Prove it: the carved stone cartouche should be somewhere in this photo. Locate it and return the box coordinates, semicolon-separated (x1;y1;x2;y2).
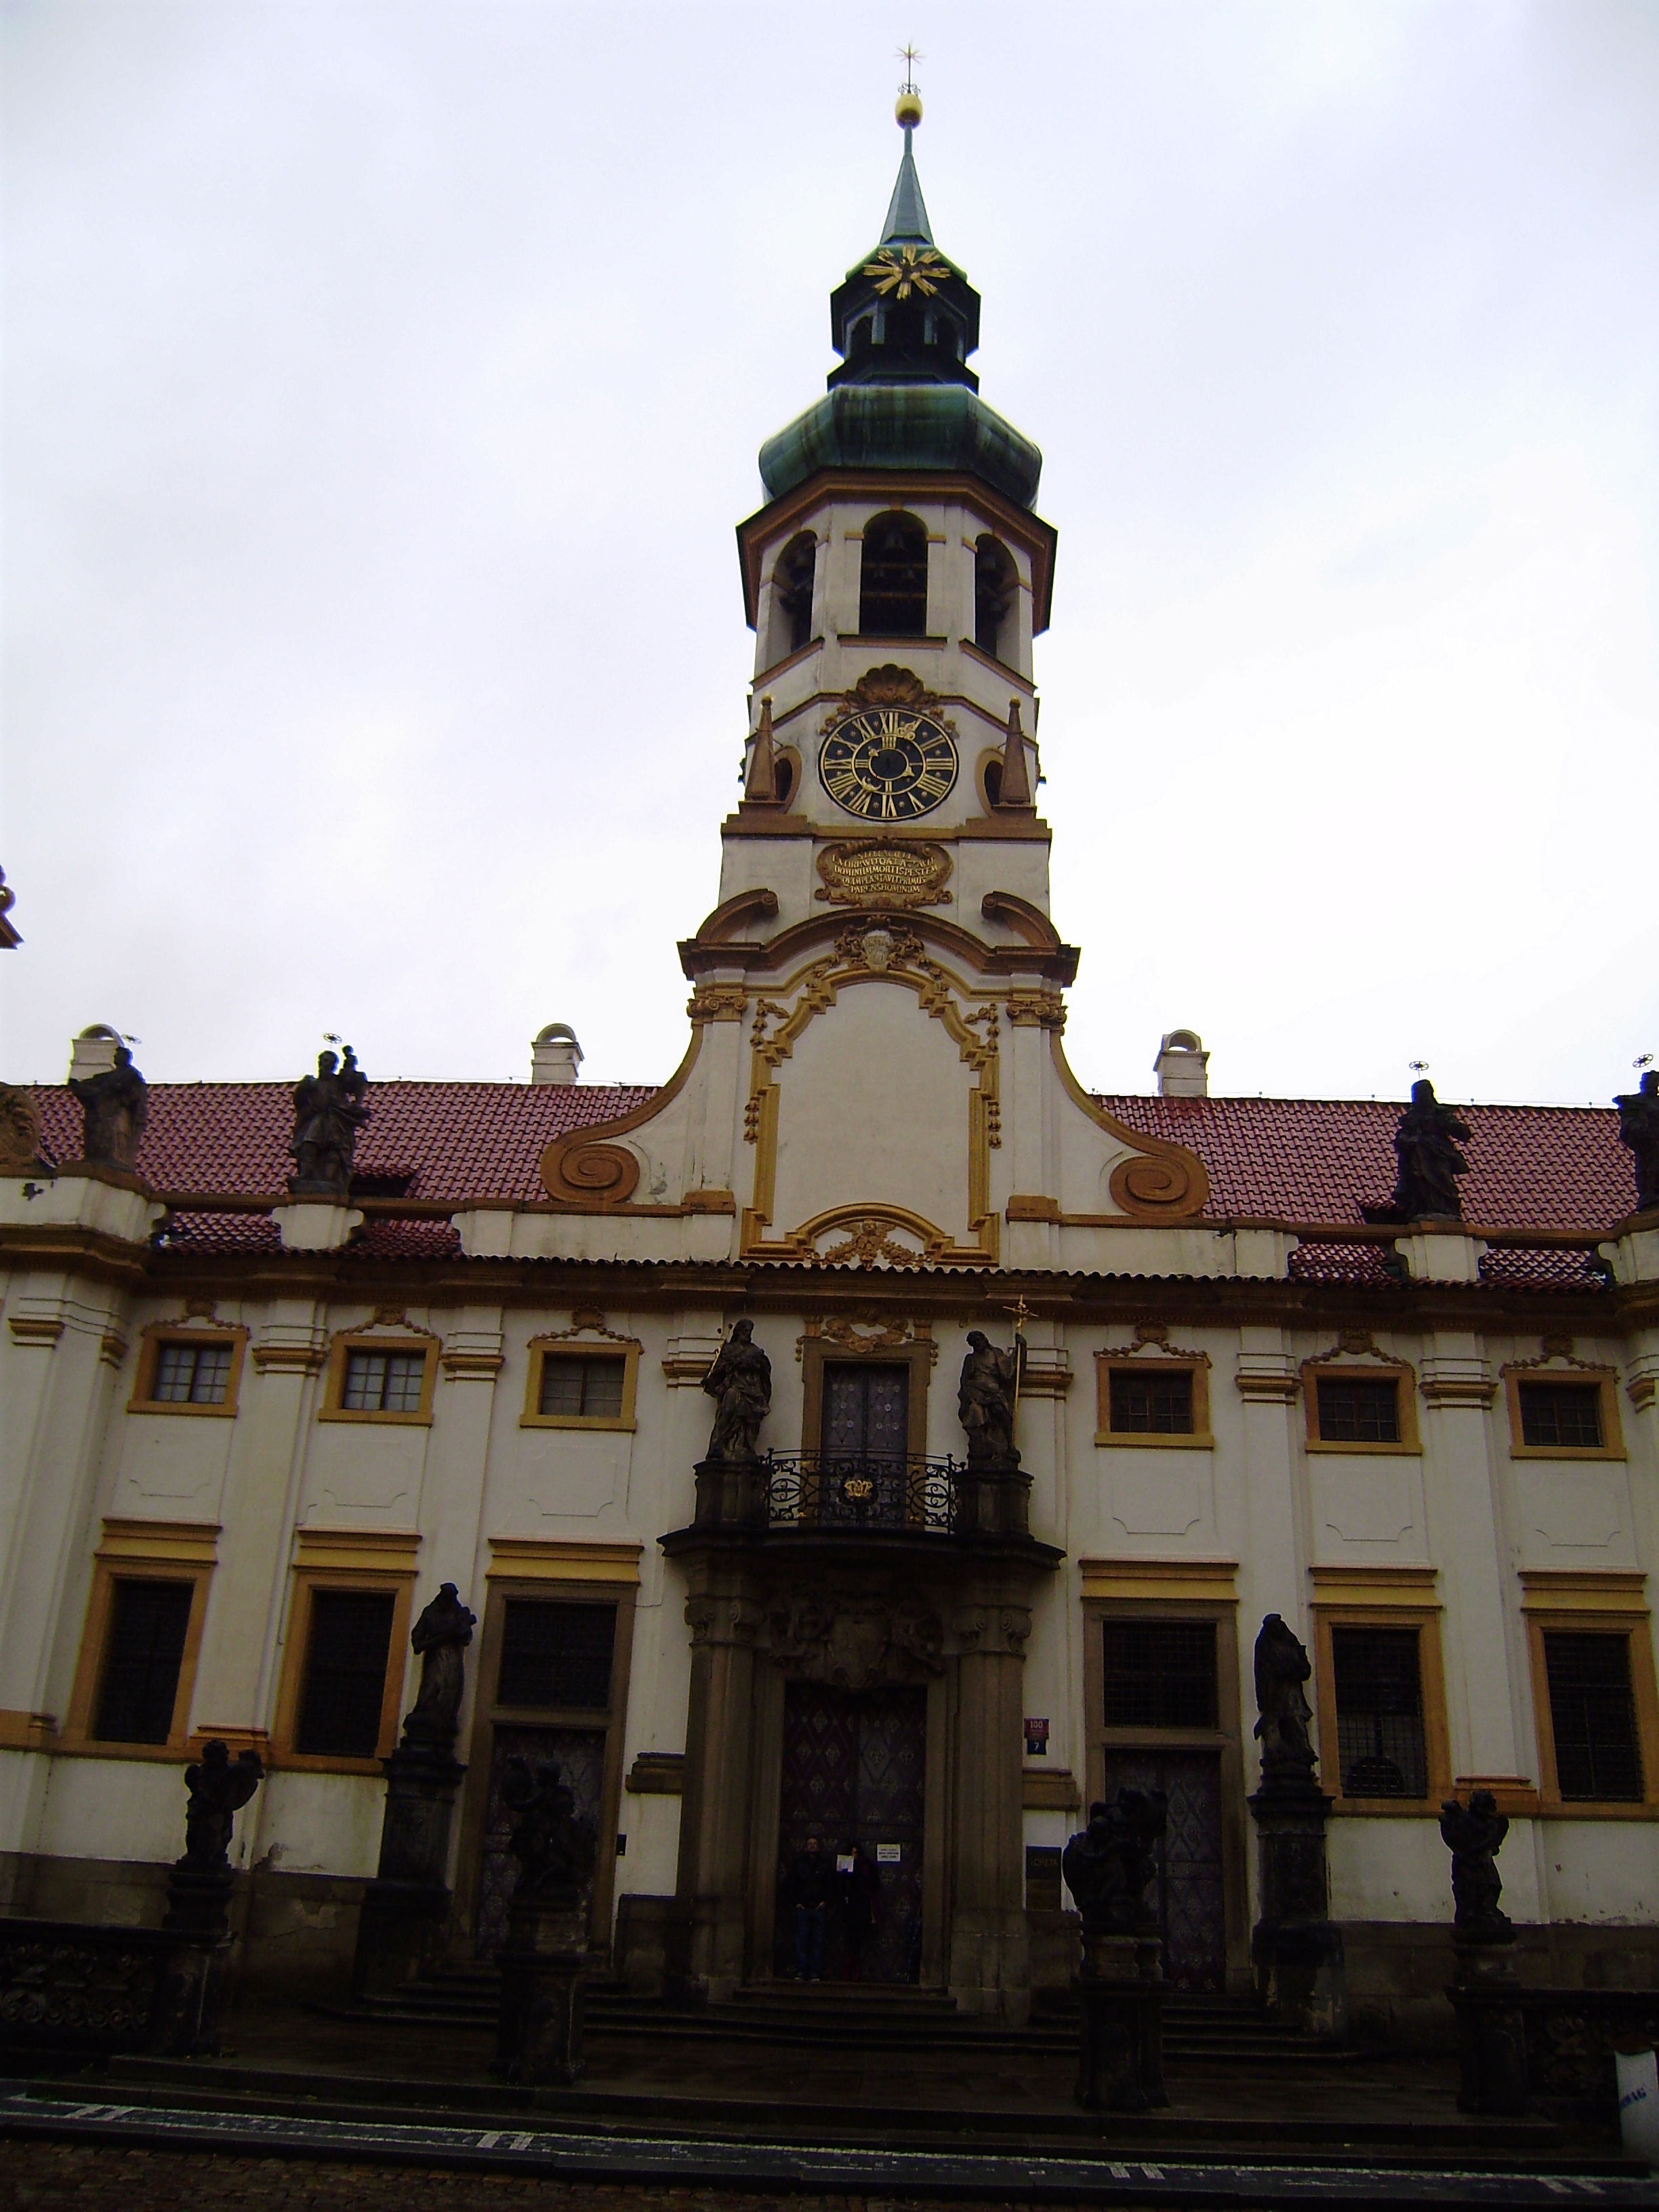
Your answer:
287;1045;371;1197
68;1045;147;1170
1440;1788;1513;1944
701;1319;772;1462
1253;1613;1319;1790
1615;1069;1659;1216
767;1589;945;1691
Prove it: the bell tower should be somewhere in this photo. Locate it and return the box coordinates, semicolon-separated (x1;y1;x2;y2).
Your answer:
721;84;1058;941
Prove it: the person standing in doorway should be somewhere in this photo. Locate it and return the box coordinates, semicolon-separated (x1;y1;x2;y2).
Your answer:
835;1839;884;1981
787;1832;832;1981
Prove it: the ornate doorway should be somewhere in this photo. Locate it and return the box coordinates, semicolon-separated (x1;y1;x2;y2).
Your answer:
1102;1748;1226;1992
773;1681;926;1984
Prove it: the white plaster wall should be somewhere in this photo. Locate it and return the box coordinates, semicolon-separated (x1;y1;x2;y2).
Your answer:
37;1755;184;1867
249;1770;386;1880
1328;1818;1454;1923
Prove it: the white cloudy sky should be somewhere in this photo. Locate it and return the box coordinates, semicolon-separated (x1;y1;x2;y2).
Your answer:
3;0;1654;1105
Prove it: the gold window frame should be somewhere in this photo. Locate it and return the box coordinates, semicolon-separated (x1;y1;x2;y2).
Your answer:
1303;1357;1420;1455
1094;1351;1212;1450
269;1529;419;1774
127;1317;249;1418
61;1519;220;1760
522;1334;641;1432
319;1329;438;1426
1309;1566;1451;1816
1521;1571;1659;1820
1504;1367;1626;1462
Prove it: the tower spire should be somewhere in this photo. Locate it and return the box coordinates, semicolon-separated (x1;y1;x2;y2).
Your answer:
883;49;933;247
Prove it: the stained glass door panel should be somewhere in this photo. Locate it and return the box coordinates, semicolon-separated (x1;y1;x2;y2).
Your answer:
774;1682;926;1984
473;1725;605;1959
1101;1749;1226;1992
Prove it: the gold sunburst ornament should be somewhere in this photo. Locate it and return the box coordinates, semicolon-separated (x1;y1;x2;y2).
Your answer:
861;245;949;300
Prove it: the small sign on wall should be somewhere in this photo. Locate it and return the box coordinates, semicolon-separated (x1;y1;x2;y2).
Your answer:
1024;1716;1050;1757
876;1841;902;1864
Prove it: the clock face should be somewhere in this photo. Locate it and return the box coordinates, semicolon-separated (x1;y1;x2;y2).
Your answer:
819;708;959;822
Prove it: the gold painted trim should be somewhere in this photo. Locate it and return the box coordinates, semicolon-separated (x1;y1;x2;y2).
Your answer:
1313;1603;1452;1816
1503;1366;1626;1462
1303;1353;1421;1455
522;1329;641;1431
293;1526;422;1573
1080;1557;1239;1603
1094;1351;1213;1450
98;1517;222;1566
1309;1564;1440;1610
62;1533;218;1759
486;1539;643;1584
1047;1031;1210;1221
538;1027;704;1209
0;1710;59;1750
127;1317;249;1419
1519;1570;1647;1612
270;1565;415;1776
1521;1588;1659;1818
319;1329;438;1427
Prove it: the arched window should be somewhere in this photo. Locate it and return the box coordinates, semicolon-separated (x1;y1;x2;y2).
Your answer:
974;536;1017;660
859;512;928;638
771;533;817;661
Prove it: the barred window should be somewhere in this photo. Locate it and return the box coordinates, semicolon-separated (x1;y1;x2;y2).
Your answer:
497;1599;615;1712
1331;1625;1428;1797
1102;1618;1217;1730
294;1589;396;1757
92;1578;194;1744
539;1353;626;1420
1518;1382;1603;1451
1544;1631;1643;1801
1108;1366;1194;1435
152;1340;233;1406
1315;1376;1401;1445
342;1348;427;1414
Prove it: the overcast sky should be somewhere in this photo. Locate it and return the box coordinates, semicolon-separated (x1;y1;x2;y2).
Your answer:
3;1;1654;1107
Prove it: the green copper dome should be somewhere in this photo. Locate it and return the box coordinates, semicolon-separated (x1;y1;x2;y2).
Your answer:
758;384;1042;510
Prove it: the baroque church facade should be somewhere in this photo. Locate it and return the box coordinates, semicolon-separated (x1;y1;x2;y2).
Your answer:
3;116;1657;2041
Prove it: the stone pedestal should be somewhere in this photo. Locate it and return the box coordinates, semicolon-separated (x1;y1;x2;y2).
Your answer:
495;1900;587;2085
352;1741;466;1998
954;1460;1031;1538
692;1454;768;1530
1449;1938;1530;2116
1074;1936;1167;2112
157;1866;235;2057
1248;1785;1347;2041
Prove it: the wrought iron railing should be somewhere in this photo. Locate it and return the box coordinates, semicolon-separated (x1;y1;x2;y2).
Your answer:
764;1452;963;1534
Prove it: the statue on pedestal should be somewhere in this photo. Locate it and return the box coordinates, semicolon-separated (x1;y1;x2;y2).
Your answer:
502;1755;596;1910
68;1044;148;1170
1440;1789;1513;1944
1062;1790;1168;1940
701;1319;772;1461
1254;1613;1318;1790
1390;1078;1473;1221
1615;1069;1659;1216
287;1046;371;1197
958;1330;1022;1467
401;1582;476;1748
177;1740;264;1873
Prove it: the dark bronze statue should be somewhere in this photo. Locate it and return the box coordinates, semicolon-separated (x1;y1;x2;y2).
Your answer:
1254;1613;1319;1789
1615;1069;1659;1216
1062;1790;1168;1938
68;1044;148;1170
401;1582;476;1746
958;1329;1023;1467
177;1740;264;1872
1390;1078;1472;1221
701;1319;772;1461
1439;1789;1512;1943
501;1755;596;1908
287;1046;371;1197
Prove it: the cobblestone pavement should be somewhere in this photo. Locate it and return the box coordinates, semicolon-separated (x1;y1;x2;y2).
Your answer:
3;2144;1074;2212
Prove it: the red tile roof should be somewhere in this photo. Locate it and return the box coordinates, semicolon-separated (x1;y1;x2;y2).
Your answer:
28;1083;1631;1237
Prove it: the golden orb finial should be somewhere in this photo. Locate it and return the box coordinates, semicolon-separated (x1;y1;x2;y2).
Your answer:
895;43;922;127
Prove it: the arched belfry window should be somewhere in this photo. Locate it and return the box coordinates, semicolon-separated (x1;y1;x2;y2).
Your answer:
859;512;929;638
974;535;1017;660
771;533;817;661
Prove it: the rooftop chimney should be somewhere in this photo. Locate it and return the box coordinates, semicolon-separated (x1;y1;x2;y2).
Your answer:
1154;1029;1209;1099
531;1023;583;1086
68;1024;123;1083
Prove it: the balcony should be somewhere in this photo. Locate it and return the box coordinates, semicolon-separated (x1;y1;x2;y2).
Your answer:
764;1452;961;1535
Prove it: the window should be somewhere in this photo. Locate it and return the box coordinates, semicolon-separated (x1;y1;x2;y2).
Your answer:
91;1578;194;1744
1515;1380;1611;1452
343;1349;427;1413
974;535;1016;659
859;513;928;636
294;1589;396;1758
771;533;817;659
1111;1367;1193;1435
821;1361;909;1461
1103;1618;1218;1730
1315;1376;1401;1445
1094;1354;1210;1447
539;1354;626;1420
1331;1626;1428;1798
1543;1632;1643;1802
129;1324;247;1416
152;1340;234;1406
497;1599;615;1711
